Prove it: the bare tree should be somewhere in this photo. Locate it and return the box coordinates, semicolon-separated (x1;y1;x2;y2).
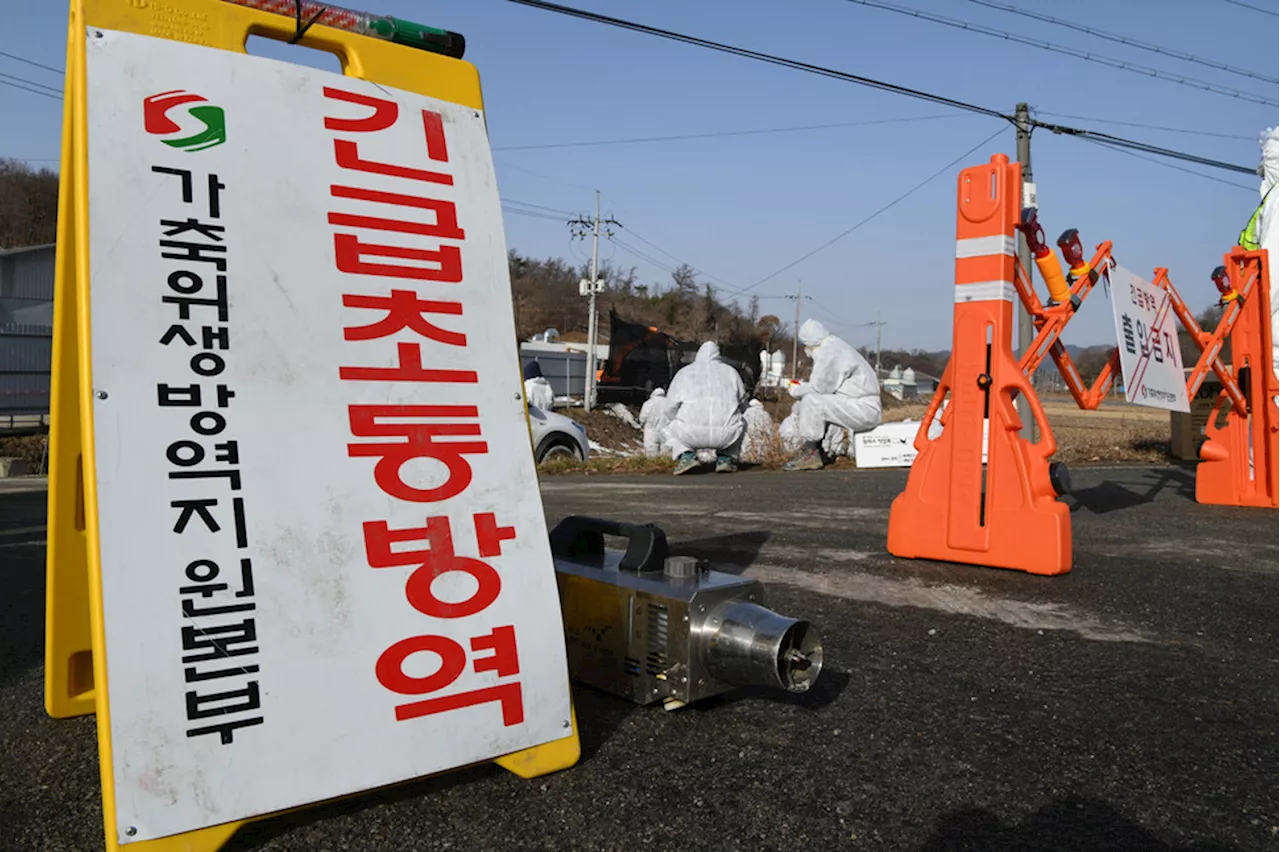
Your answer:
1180;302;1231;367
671;263;698;296
508;250;769;352
0;159;59;249
757;315;783;352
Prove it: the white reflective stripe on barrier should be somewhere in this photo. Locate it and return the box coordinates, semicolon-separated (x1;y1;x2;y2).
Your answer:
954;281;1016;303
955;235;1016;259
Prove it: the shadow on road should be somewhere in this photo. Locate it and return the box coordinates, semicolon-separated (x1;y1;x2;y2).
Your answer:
1068;481;1156;515
225;683;639;851
920;797;1243;852
1068;467;1197;515
570;682;639;762
692;666;851;714
0;494;48;690
669;530;771;575
222;760;497;852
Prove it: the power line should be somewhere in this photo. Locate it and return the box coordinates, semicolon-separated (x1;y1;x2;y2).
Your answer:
0;49;63;76
0;70;61;95
612;225;793;301
965;0;1277;84
742;124;1008;294
612;237;678;276
502;197;578;215
499;0;1014;121
1030;119;1258;174
1078;137;1256;190
613;233;749;299
1220;0;1278;16
498;0;1256;178
845;0;1277;106
616;227;695;269
491;113;967;151
493;157;599;193
0;76;60;100
501;206;568;222
1032;111;1257;141
618;225;754;296
807;298;864;334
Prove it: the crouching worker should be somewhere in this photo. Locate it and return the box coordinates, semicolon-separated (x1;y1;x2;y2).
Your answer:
523;361;554;410
639;387;671;458
665;341;746;475
784;319;881;471
741;399;776;463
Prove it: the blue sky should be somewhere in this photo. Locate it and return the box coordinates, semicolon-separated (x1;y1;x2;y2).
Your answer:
1;0;1276;351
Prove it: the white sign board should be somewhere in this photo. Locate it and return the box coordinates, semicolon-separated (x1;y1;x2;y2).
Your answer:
86;31;570;843
1109;265;1190;412
854;419;944;468
855;421;922;468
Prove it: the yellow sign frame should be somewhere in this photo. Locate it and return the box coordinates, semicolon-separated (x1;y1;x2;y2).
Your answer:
44;1;580;849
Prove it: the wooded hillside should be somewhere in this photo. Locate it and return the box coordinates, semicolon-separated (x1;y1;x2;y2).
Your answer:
508;248;787;352
0;159;58;249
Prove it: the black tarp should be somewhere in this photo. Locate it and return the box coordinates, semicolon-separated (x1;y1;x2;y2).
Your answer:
595;310;758;404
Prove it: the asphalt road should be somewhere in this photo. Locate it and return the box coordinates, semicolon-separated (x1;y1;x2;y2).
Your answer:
1;466;1276;851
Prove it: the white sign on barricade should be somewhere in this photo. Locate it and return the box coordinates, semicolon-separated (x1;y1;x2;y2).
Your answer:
854;419;942;468
84;30;570;842
1109;265;1191;412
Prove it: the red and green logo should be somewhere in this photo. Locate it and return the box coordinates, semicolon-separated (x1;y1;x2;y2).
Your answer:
144;90;226;152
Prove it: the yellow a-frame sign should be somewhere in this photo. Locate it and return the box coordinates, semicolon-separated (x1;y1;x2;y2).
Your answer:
46;1;579;849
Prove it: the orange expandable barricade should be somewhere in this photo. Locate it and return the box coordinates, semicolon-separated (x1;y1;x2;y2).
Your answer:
1196;248;1279;508
887;154;1071;576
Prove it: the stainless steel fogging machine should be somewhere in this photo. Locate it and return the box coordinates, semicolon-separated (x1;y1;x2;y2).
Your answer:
549;516;823;709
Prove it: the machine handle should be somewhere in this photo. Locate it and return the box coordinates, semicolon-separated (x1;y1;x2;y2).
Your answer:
547;516;669;573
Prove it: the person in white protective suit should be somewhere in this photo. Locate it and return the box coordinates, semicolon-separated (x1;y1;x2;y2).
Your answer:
664;341;747;475
778;410;801;453
822;424;852;458
639;387;671;458
523;361;554;410
740;399;776;463
783;319;882;471
1239;128;1278;387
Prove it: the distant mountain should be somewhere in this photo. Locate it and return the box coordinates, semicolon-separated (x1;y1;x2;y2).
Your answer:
931;344;1113;358
1063;343;1113;359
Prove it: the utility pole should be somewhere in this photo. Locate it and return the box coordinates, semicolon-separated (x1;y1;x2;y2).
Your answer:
568;192;619;411
852;316;888;383
872;312;887;378
1015;103;1037;443
784;281;812;381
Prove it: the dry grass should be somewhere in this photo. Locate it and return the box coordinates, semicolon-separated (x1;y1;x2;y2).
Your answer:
0;434;48;469
539;454;675;475
1041;398;1171;464
539;429;862;476
884;397;1175;465
537;393;1181;476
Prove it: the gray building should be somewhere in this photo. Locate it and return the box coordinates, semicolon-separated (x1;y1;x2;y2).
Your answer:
0;243;55;427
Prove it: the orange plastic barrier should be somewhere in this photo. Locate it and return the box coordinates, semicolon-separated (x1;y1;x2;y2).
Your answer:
1192;249;1278;508
1158;267;1247;417
887;154;1070;576
1012;240;1121;411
